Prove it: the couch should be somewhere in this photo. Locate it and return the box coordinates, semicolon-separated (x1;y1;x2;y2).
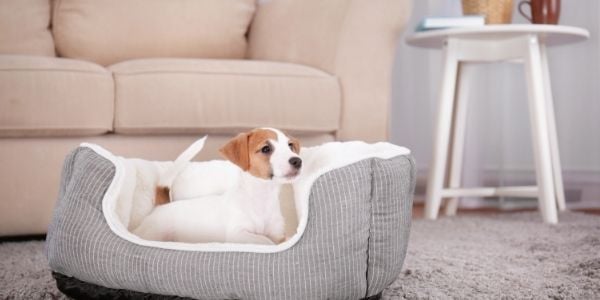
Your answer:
0;0;412;236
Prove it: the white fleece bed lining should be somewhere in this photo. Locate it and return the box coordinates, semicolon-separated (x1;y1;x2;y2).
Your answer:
84;141;410;253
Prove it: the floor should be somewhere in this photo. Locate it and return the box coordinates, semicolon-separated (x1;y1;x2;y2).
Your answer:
384;210;600;299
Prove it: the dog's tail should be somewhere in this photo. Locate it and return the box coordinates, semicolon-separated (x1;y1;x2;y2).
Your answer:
155;136;207;205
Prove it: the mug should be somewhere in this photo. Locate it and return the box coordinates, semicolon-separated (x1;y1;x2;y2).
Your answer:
518;0;560;24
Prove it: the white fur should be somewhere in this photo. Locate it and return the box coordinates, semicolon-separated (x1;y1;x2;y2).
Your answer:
133;129;301;244
170;160;240;200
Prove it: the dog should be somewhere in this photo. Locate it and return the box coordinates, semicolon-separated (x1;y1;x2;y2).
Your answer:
132;128;302;245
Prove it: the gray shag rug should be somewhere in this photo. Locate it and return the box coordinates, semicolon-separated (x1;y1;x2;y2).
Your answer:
1;211;599;299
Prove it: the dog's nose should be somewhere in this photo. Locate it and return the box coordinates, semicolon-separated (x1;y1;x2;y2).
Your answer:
289;157;302;169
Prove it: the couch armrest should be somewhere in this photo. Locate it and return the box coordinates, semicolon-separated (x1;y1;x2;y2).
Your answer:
247;0;412;142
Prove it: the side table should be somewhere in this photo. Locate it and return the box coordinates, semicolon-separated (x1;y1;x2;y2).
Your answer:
406;25;589;223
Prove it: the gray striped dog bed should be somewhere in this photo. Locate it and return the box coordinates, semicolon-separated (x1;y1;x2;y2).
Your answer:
46;146;415;300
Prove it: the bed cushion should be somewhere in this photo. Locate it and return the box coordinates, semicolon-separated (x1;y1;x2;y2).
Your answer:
52;0;256;66
0;55;113;137
110;59;341;135
46;145;415;299
0;0;55;56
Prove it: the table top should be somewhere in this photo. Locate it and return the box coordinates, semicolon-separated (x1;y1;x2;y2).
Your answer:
406;24;590;49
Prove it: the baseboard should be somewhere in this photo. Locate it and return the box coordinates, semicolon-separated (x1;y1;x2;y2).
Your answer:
413;168;600;209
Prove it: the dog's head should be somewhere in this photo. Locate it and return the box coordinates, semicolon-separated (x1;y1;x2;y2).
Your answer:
219;128;302;182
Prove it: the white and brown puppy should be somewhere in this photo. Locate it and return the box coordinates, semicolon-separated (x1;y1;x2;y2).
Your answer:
133;128;301;244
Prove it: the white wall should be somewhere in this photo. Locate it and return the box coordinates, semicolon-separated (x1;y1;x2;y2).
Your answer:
389;0;600;208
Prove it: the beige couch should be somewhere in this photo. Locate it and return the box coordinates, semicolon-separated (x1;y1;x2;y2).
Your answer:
0;0;412;236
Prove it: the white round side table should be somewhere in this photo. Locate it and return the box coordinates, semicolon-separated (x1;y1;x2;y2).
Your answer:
406;25;589;224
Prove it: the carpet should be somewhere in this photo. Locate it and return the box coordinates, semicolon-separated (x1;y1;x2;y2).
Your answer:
1;211;599;299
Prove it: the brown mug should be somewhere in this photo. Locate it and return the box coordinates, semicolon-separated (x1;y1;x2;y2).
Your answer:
518;0;560;24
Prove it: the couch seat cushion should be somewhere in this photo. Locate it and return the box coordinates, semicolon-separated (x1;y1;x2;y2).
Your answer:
53;0;256;66
0;0;55;56
110;59;341;134
0;55;113;137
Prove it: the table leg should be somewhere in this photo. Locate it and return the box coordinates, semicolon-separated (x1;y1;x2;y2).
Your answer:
425;40;460;220
540;46;567;211
524;36;558;224
445;63;471;216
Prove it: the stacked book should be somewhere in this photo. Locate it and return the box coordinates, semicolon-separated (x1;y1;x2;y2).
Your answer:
416;15;485;32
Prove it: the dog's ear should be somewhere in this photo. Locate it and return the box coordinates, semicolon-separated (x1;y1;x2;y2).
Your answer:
288;135;301;154
220;133;250;171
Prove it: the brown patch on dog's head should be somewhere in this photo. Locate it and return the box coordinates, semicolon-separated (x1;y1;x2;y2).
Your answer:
287;135;301;154
219;129;277;180
247;129;278;179
219;132;250;171
154;186;170;205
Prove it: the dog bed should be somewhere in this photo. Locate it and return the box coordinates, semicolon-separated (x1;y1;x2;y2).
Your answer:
46;141;415;300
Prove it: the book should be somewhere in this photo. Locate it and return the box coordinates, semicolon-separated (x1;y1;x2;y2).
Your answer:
415;15;486;32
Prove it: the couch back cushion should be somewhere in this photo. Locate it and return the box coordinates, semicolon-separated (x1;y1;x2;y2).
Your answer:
52;0;256;66
0;0;55;56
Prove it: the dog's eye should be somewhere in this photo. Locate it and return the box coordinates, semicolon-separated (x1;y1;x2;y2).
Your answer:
261;145;271;154
288;143;294;150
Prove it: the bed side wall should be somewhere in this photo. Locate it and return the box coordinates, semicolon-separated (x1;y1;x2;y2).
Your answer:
46;147;117;280
366;155;416;296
